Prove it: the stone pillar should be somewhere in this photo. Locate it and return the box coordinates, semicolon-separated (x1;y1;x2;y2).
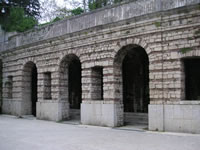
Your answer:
37;70;69;121
81;65;123;127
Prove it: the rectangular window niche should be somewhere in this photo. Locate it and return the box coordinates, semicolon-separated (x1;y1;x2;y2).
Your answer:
43;72;52;99
91;66;103;100
184;58;200;100
5;76;13;99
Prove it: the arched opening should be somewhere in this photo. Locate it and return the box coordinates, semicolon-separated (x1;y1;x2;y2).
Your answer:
59;54;81;121
23;62;38;116
114;44;149;126
69;58;82;109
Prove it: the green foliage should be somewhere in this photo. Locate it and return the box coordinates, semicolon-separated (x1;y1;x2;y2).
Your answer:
198;4;200;10
179;47;193;54
187;37;193;40
0;0;40;19
88;0;109;11
114;0;123;3
194;29;200;35
52;17;61;22
1;7;37;32
87;0;136;11
71;7;84;16
39;7;84;27
193;29;200;39
154;21;161;27
125;30;130;34
39;17;61;27
187;29;200;40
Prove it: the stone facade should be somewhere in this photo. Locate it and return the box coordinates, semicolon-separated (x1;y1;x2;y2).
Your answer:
0;0;200;133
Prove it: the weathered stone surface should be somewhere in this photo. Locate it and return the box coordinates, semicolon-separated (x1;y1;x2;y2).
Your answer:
0;0;200;133
149;104;200;133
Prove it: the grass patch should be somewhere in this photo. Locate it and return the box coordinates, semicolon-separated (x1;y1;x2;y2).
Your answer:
194;29;200;39
154;21;161;27
194;29;200;35
187;37;193;40
179;47;193;54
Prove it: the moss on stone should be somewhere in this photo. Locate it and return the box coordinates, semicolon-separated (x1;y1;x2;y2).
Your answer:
179;47;193;54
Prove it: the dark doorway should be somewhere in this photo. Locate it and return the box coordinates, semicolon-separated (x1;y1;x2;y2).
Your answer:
59;55;82;122
68;57;82;121
31;64;38;116
184;58;200;100
122;47;149;113
23;62;38;116
68;58;81;109
122;46;149;126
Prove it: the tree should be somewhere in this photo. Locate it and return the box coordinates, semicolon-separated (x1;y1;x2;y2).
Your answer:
71;7;84;16
1;7;37;32
39;0;62;23
88;0;109;11
87;0;128;11
39;0;84;24
0;0;40;32
0;0;40;19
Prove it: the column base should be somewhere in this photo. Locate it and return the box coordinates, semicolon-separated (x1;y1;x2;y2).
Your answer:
81;101;123;127
2;99;22;116
37;100;69;121
149;104;200;134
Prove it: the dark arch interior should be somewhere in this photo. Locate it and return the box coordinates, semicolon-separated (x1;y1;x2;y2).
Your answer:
122;46;149;113
68;58;82;109
31;64;38;116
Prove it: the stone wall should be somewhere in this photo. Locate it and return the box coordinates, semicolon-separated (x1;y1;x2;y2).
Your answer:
0;0;200;133
0;0;199;52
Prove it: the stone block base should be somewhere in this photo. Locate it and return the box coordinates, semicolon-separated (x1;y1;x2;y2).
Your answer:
149;104;200;134
2;99;22;116
81;101;123;127
37;101;69;121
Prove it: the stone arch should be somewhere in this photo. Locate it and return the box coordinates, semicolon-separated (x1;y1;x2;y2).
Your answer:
57;50;83;66
113;42;150;99
22;61;38;116
113;43;150;125
114;38;151;56
59;54;82;120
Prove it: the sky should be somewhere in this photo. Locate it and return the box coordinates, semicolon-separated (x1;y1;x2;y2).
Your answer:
39;0;81;23
56;0;66;7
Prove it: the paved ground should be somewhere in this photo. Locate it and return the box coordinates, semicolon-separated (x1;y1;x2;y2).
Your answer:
0;115;200;150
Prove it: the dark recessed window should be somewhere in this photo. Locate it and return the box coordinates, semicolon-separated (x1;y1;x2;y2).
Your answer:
184;58;200;100
5;76;13;99
91;67;103;100
44;72;51;99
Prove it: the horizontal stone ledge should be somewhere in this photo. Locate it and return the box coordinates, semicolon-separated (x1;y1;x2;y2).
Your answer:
82;100;122;104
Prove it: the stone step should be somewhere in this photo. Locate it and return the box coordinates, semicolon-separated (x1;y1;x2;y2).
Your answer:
125;115;148;120
124;117;148;122
124;113;148;125
124;112;148;117
70;109;80;120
